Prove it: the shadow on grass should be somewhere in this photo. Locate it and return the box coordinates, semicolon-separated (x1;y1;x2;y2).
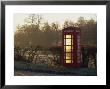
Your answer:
14;61;97;76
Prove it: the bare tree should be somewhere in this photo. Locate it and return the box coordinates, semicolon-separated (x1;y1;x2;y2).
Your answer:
24;14;42;29
51;22;60;45
63;20;74;28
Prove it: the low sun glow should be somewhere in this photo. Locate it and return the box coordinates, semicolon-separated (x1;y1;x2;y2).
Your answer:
66;39;71;45
64;35;73;63
66;60;71;63
66;46;71;52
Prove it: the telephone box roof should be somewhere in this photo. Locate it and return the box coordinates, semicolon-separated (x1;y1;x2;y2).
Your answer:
62;26;80;33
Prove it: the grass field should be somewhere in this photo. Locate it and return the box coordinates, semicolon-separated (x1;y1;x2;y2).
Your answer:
14;61;97;76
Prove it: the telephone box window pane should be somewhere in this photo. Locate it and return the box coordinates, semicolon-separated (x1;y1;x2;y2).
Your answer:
66;39;71;45
64;46;66;51
66;35;71;39
66;60;71;63
66;53;71;59
64;39;65;45
66;46;71;52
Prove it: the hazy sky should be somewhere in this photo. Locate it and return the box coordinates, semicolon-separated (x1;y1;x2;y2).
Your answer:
14;13;97;31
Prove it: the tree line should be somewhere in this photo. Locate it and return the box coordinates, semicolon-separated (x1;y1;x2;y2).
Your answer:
14;14;97;49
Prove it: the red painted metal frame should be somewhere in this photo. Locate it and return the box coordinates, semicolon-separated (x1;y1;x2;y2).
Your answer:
62;27;81;67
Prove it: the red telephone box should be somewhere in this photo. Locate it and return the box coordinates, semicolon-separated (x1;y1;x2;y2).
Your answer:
62;27;82;67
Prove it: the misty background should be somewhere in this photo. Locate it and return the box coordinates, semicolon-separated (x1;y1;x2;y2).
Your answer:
14;13;97;49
